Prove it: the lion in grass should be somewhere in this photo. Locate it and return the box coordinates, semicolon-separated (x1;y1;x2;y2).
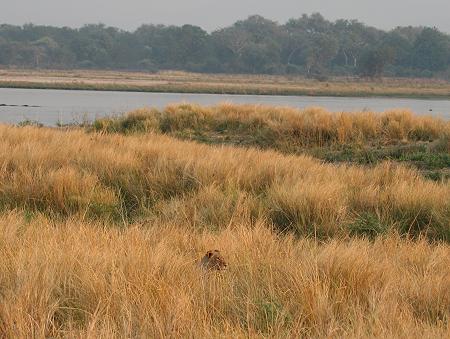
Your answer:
199;250;227;271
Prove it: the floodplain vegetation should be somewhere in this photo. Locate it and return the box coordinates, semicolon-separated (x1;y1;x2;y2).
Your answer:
95;103;450;180
2;68;450;98
0;104;449;337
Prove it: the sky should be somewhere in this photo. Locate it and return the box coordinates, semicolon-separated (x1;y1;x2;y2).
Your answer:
1;0;450;33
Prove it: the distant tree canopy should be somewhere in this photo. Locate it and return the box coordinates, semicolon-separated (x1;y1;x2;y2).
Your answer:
1;14;450;78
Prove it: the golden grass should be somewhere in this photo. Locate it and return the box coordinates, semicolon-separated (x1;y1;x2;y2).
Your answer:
0;123;449;239
0;113;449;336
2;68;450;98
95;103;450;146
0;213;448;337
94;104;450;181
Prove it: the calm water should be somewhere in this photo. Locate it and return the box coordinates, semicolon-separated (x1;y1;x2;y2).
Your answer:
1;88;449;126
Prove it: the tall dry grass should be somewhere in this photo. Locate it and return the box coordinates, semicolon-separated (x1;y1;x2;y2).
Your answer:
0;118;449;337
0;213;448;337
0;123;449;240
93;103;450;148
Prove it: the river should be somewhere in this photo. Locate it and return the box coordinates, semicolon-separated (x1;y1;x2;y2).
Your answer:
1;88;449;125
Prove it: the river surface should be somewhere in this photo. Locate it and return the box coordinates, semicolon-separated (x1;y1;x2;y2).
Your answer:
1;88;449;125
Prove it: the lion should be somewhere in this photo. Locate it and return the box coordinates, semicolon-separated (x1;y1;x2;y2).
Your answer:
199;250;227;271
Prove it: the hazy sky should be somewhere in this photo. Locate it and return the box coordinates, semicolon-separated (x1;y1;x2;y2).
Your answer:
1;0;450;33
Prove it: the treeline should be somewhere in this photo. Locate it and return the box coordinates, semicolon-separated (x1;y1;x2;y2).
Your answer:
1;13;450;78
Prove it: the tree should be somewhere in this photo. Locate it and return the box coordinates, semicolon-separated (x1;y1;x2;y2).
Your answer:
283;14;337;76
0;15;449;76
412;27;450;71
333;19;379;69
283;19;311;69
307;34;338;76
213;26;251;59
379;32;413;67
174;25;211;69
358;47;394;78
72;24;116;67
213;15;284;73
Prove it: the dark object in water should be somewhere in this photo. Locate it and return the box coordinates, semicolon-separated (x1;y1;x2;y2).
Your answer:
0;104;40;107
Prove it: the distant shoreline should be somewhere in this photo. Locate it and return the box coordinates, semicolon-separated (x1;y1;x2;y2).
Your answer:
1;69;450;99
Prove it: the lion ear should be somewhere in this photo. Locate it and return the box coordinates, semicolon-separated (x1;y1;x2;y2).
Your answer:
207;251;213;258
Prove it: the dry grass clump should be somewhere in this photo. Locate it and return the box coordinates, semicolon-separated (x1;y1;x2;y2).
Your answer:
0;124;449;240
93;103;450;147
0;213;448;338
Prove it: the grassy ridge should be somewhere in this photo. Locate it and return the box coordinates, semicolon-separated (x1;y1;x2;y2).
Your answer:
93;103;450;145
1;123;449;240
93;104;450;179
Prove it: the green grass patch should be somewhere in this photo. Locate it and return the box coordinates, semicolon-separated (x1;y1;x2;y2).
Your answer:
348;213;389;239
